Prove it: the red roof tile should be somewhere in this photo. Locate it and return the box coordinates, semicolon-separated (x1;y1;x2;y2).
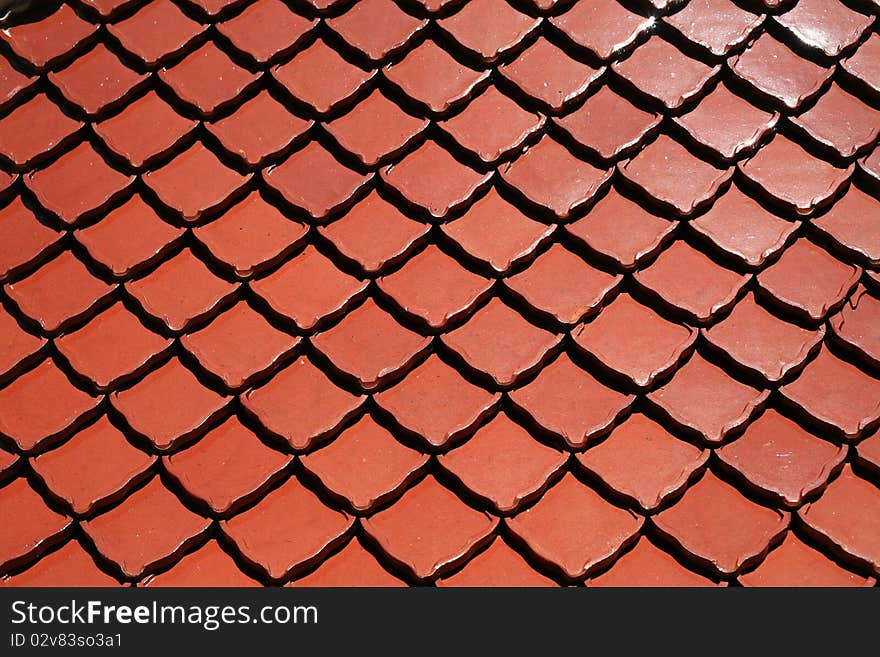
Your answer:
2;0;879;587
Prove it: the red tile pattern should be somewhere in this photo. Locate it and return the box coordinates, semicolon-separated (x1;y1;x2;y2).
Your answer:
0;0;879;588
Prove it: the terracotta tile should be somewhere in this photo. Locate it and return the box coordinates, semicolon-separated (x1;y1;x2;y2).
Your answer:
507;473;642;580
220;477;352;580
377;245;492;330
164;416;291;515
577;414;707;511
664;0;764;56
265;142;371;220
654;472;788;575
717;410;847;507
325;90;428;167
673;85;779;161
572;293;696;389
861;147;880;186
438;413;565;513
830;286;880;368
505;244;621;326
143;142;252;222
125;249;238;332
289;540;405;587
508;353;634;449
109;358;230;451
250;245;366;331
272;39;375;115
0;3;97;70
24;142;134;226
107;0;208;67
499;136;612;219
312;298;430;389
633;241;748;324
318;191;429;274
779;347;880;440
440;189;555;274
842;33;880;95
775;0;872;57
0;479;71;573
158;42;259;116
441;297;560;387
812;186;880;266
729;33;833;110
380;141;492;218
382;40;489;115
75;196;183;278
48;44;147;117
0;449;17;479
217;0;316;65
800;465;880;573
618;136;733;217
242;355;365;451
5;251;115;333
756;239;860;321
0;59;36;110
56;302;173;390
589;538;718;587
0;359;100;452
373;354;500;448
647;354;769;444
0;94;82;168
612;36;719;110
739;533;874;587
0;307;45;380
549;0;652;61
0;197;61;281
438;538;555;587
31;416;155;515
439;86;543;164
301;415;428;512
82;478;210;578
1;541;118;587
181;302;300;390
327;0;426;62
554;87;660;161
362;476;497;580
94;91;198;170
438;0;540;63
790;84;880;158
689;187;797;268
702;294;823;383
141;540;258;587
193;192;308;278
565;189;675;271
206;91;311;168
498;38;603;113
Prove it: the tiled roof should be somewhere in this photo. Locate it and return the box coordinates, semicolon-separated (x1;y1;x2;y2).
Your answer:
0;0;879;587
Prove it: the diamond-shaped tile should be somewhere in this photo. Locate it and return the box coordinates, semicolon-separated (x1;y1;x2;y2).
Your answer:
507;473;643;580
812;186;880;267
0;478;71;574
830;285;880;368
0;307;45;381
646;354;769;444
301;415;428;512
107;0;208;67
373;354;501;449
0;359;100;452
327;0;426;62
0;3;97;71
110;358;230;451
438;0;541;63
664;0;764;56
549;0;652;61
775;0;873;57
508;353;634;449
441;297;561;387
0;197;61;281
312;298;430;389
790;84;880;158
163;416;292;514
437;538;555;587
140;540;258;587
0;94;82;169
216;0;316;64
362;476;497;580
589;538;719;587
242;356;365;451
287;540;404;587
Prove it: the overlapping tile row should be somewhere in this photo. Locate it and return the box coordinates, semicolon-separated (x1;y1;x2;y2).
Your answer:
0;0;879;587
